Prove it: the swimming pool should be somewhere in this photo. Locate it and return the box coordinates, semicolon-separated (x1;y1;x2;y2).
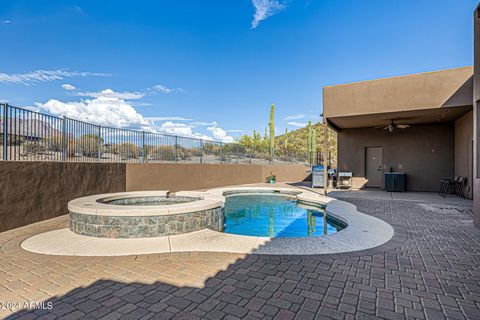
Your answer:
224;194;345;238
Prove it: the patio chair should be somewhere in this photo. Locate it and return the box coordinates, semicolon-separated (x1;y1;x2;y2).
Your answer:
439;176;457;197
455;176;466;199
439;176;465;198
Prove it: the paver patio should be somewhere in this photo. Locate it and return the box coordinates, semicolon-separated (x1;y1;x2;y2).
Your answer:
0;189;478;320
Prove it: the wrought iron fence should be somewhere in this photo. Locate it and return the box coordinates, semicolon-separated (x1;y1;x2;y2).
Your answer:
0;103;315;165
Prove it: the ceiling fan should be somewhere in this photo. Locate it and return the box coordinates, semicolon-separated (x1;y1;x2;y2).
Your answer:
375;120;410;133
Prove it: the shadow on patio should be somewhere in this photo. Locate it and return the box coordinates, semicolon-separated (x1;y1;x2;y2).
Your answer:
3;191;480;320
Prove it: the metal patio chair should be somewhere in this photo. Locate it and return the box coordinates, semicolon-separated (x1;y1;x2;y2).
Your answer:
439;176;466;198
454;176;466;199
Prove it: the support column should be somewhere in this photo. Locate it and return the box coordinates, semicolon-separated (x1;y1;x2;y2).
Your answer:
323;120;328;196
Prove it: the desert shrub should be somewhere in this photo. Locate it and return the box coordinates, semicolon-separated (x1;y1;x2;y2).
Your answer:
116;142;141;159
44;133;75;157
177;146;193;160
22;141;46;155
147;145;176;161
0;134;24;146
203;142;221;156
78;134;103;157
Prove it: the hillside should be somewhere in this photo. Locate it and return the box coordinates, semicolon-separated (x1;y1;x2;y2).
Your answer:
275;122;337;166
236;122;337;166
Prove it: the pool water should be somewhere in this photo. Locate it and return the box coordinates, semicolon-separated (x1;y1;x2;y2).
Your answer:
224;194;344;238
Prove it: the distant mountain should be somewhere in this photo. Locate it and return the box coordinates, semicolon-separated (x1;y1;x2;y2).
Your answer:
0;118;60;139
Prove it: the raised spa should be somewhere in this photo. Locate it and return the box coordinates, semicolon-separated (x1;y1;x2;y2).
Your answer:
68;191;224;238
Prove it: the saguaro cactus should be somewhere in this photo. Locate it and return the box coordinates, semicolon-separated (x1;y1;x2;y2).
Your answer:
284;128;289;151
307;121;312;165
311;126;317;164
269;104;275;159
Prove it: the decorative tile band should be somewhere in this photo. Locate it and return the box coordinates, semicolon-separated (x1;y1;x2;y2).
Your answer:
69;207;224;238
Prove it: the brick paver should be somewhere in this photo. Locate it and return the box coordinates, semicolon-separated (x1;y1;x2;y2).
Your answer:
0;195;479;319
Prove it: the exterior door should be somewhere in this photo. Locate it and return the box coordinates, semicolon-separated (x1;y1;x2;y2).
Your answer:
365;147;383;188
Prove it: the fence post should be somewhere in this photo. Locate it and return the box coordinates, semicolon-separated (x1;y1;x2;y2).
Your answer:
175;136;178;162
141;131;145;163
61;116;66;161
2;103;8;160
97;125;102;161
200;139;203;164
220;142;223;164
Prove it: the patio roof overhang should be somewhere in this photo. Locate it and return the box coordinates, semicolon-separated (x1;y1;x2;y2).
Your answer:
323;66;474;131
326;105;473;131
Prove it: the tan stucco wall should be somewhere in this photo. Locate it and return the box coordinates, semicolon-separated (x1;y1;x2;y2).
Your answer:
324;67;473;119
474;4;480;227
126;163;310;192
337;123;454;192
0;162;310;232
455;111;474;199
0;161;126;232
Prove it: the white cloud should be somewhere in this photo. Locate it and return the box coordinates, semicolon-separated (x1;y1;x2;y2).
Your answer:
130;102;152;107
75;89;144;100
35;89;233;142
287;121;308;127
207;124;234;143
190;121;217;126
251;0;287;29
151;84;174;93
0;69;109;86
145;116;192;122
227;129;244;133
154;121;234;142
157;121;212;140
150;84;185;94
62;84;77;91
36;96;151;128
284;114;305;120
22;105;39;112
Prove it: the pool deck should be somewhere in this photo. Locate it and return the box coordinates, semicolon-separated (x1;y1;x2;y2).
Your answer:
1;183;478;319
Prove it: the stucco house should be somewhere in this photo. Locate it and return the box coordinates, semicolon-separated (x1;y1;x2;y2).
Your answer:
323;3;480;226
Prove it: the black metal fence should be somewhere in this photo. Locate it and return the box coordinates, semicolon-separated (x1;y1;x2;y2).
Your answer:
0;103;313;165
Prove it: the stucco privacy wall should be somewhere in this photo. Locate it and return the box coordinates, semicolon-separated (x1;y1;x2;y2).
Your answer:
125;163;310;192
323;66;473;119
337;123;454;192
0;162;310;232
0;161;126;232
455;111;474;199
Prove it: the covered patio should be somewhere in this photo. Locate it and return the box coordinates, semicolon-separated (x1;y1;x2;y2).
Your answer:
323;67;474;198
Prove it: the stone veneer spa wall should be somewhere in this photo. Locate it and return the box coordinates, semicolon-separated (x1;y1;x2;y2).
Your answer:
67;191;225;238
69;207;224;238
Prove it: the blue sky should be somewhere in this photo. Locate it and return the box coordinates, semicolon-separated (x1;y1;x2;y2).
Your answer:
0;0;477;142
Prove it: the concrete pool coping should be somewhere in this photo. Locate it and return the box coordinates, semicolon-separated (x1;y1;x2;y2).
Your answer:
21;186;394;256
68;190;223;216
